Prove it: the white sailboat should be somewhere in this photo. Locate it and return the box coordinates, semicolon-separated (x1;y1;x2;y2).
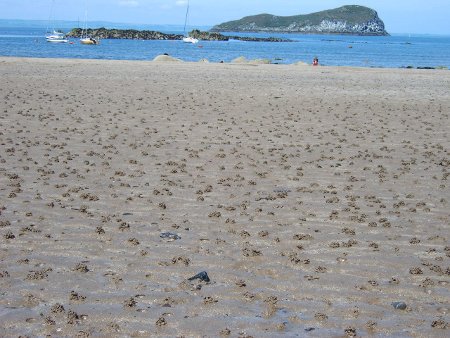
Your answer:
80;1;99;45
45;0;68;43
46;31;68;43
182;0;198;44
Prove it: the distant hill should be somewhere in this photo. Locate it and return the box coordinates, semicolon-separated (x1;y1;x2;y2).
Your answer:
211;5;388;35
0;19;210;33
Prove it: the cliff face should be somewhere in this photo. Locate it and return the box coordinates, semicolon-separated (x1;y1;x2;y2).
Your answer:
211;5;389;36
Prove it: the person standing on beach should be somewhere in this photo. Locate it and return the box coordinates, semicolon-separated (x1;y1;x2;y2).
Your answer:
312;57;319;66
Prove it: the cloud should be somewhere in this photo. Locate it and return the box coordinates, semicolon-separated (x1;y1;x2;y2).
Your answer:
118;0;139;7
175;0;188;6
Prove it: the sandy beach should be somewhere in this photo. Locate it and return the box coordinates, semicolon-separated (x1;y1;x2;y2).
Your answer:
0;57;449;337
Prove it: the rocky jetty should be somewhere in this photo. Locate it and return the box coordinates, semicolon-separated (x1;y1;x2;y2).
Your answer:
66;28;291;42
67;28;183;40
211;5;389;36
189;30;290;42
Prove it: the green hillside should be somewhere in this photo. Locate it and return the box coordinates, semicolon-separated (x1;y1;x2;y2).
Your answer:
211;5;388;35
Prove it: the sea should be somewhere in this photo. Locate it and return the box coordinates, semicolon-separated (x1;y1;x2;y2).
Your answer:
1;22;449;69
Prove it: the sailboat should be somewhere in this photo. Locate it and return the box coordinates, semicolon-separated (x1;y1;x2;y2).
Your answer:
80;1;99;45
45;0;68;43
182;0;198;44
46;30;68;43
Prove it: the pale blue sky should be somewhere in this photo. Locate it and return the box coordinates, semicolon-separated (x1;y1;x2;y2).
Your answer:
1;0;449;34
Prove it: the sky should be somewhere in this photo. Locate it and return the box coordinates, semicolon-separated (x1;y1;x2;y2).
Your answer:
0;0;449;34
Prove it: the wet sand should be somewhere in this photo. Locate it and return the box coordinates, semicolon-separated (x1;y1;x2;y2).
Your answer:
0;57;449;337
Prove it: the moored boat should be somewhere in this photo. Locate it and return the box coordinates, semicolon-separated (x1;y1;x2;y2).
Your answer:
183;36;199;44
182;0;199;44
45;1;68;43
80;0;99;45
80;37;99;45
46;30;68;43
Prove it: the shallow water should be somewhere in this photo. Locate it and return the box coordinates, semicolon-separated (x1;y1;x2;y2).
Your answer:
1;26;450;68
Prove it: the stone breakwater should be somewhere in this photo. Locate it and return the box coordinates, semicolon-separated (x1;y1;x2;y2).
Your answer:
67;28;183;40
66;28;291;42
189;30;290;42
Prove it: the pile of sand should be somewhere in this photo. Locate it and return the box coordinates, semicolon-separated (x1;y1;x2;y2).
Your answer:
153;54;183;62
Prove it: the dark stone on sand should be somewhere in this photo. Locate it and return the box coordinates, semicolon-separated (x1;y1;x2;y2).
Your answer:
273;187;291;193
160;232;181;240
392;301;407;310
188;271;211;283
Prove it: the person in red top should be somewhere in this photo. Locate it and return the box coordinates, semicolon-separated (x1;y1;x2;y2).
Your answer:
312;57;319;66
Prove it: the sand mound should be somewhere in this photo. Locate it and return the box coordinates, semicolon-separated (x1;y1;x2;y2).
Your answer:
153;54;183;62
231;56;248;64
248;58;271;65
231;56;271;65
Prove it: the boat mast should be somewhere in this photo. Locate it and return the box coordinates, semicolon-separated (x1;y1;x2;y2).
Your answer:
82;0;88;38
183;0;189;36
46;0;55;34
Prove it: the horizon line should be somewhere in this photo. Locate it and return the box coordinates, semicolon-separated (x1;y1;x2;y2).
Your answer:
1;18;450;36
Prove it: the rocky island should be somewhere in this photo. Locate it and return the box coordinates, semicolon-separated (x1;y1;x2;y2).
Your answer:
66;5;387;41
211;5;389;36
66;28;290;42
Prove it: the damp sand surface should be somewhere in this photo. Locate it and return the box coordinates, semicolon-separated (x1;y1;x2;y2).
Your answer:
0;57;449;337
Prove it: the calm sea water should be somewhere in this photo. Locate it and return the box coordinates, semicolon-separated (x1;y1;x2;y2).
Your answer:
1;26;449;68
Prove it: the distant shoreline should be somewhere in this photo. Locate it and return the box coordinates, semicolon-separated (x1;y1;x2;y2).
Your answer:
2;19;450;37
